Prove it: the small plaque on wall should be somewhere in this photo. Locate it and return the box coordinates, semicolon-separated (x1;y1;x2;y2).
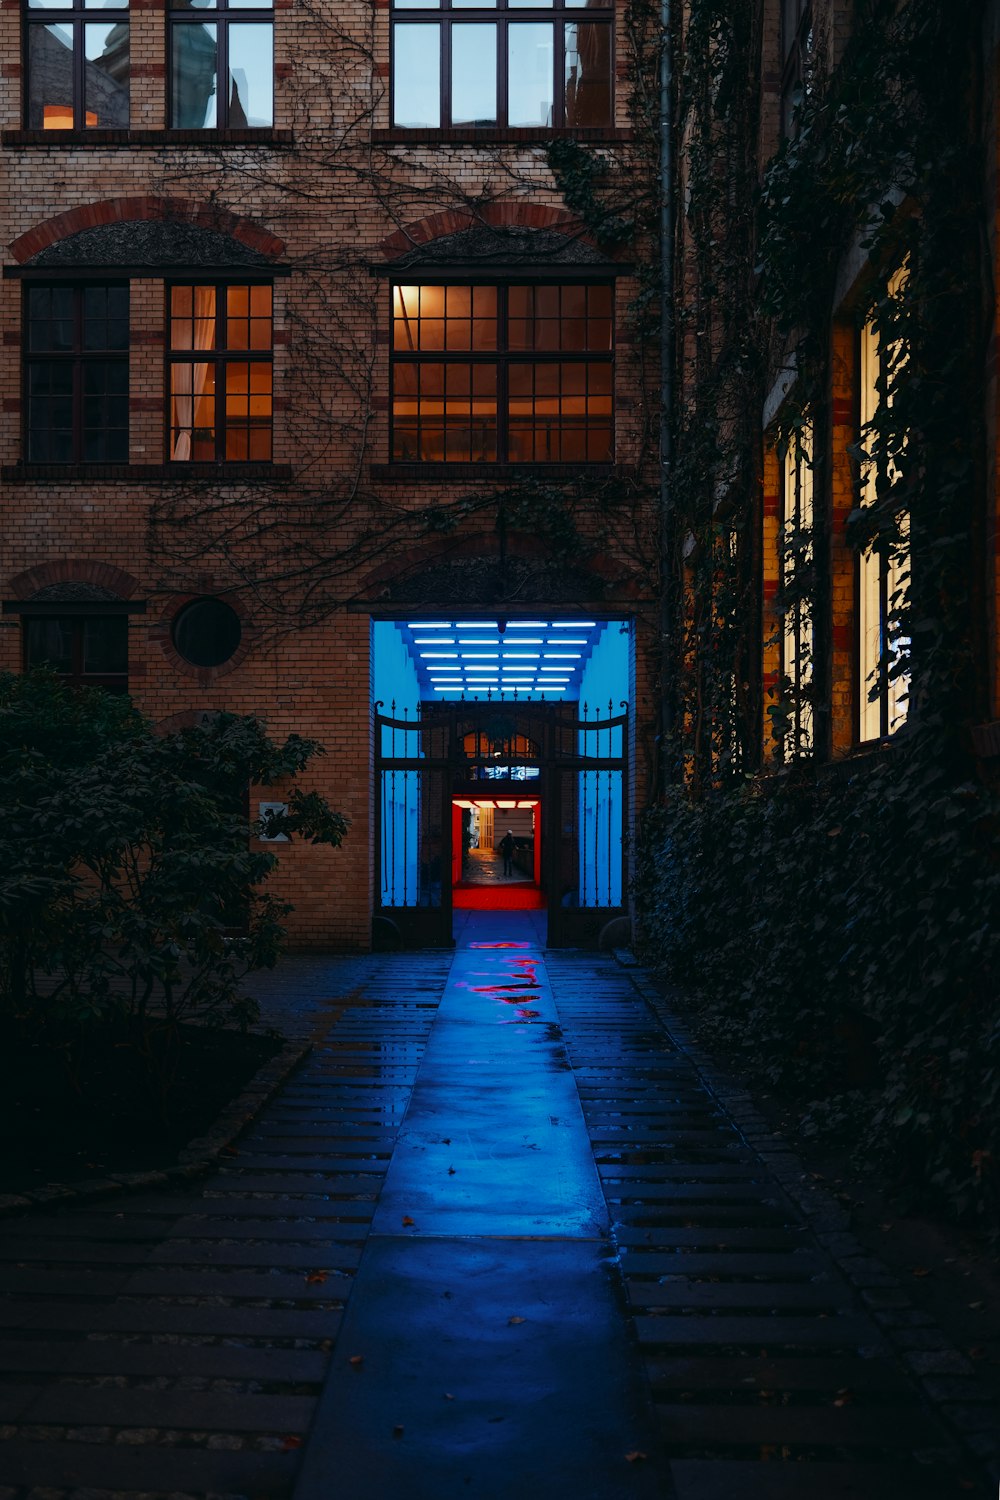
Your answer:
258;802;290;842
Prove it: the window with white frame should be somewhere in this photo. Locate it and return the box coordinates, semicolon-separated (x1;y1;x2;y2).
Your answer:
857;266;909;742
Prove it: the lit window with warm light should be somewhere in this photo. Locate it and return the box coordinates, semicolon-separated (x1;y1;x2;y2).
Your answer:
391;282;613;464
857;266;909;742
168;284;273;462
780;424;813;756
26;0;128;131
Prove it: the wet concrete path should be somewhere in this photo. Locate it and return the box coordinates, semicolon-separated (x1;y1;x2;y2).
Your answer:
0;916;990;1498
294;923;658;1499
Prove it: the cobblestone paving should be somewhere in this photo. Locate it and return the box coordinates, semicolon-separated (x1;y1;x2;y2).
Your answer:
0;932;993;1498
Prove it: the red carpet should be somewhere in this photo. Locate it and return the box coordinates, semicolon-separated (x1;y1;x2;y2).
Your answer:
452;885;546;910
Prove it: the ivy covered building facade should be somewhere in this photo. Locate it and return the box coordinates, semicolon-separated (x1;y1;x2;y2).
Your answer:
646;0;1000;1230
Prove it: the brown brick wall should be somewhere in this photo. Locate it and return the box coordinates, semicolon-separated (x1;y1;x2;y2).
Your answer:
1;0;659;948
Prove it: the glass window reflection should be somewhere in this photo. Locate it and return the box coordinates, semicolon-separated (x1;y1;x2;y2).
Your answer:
169;0;273;127
26;7;128;130
389;1;611;129
451;24;496;126
393;23;440;127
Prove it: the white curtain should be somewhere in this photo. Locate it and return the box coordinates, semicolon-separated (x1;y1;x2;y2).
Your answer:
170;286;217;461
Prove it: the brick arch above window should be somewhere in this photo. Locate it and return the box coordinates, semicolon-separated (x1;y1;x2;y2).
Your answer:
9;197;285;266
8;559;141;600
376;203;592;262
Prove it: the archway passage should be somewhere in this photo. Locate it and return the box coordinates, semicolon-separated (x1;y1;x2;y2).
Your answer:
452;796;544;910
372;615;630;947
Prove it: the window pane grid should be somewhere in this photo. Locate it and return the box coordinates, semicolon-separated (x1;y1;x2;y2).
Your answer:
26;10;129;130
391;4;612;129
169;0;273;128
168;283;273;462
391;282;613;465
24;615;128;692
25;284;128;462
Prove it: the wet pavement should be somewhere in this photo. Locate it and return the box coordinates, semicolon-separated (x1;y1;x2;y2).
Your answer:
0;915;991;1498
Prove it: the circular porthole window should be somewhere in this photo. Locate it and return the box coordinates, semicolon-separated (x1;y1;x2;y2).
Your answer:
171;597;243;669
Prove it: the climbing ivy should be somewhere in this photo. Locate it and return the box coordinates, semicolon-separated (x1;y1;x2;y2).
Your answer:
629;0;1000;1232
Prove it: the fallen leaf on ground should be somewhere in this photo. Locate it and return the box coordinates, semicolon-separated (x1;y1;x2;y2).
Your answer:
349;1354;364;1367
968;1346;988;1360
625;1451;647;1463
280;1435;302;1451
305;1271;328;1284
967;1301;984;1310
911;1267;931;1278
879;1223;893;1231
508;1315;526;1325
442;1138;451;1144
444;1392;454;1400
448;1166;456;1175
393;1425;404;1438
402;1216;415;1227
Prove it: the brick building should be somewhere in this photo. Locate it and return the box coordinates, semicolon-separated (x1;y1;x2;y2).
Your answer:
0;0;663;948
670;0;1000;785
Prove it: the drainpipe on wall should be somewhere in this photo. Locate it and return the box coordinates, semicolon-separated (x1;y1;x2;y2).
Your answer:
658;0;675;791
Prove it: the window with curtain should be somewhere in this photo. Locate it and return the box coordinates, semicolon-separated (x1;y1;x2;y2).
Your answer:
391;0;612;130
858;266;909;742
168;283;273;462
169;0;273;129
25;0;129;130
391;281;613;463
23;614;128;691
25;284;128;463
780;424;814;756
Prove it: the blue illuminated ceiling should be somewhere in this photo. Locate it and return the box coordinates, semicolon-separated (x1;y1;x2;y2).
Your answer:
394;617;611;700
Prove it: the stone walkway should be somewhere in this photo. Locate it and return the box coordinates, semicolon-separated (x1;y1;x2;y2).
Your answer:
0;915;991;1498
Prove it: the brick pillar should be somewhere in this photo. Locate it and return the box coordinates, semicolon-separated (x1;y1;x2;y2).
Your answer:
829;320;856;753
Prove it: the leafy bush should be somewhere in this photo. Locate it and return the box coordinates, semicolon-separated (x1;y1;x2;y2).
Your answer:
0;672;347;1108
635;746;1000;1231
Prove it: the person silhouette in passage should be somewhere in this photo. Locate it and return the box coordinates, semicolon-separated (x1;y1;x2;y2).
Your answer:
499;828;515;877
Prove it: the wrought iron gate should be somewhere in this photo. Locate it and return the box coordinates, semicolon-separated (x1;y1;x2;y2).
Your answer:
374;699;628;948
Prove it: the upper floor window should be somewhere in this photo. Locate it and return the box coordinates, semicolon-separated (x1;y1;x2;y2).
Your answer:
857;267;909;742
391;0;612;131
25;0;129;130
168;283;273;462
25;284;128;463
24;613;128;692
780;0;811;137
780;425;814;756
170;0;273;129
391;280;613;463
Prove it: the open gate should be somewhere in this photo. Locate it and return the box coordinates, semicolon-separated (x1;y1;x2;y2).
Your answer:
374;699;628;948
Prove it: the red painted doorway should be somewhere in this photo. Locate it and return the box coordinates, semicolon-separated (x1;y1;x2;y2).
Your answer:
451;796;545;910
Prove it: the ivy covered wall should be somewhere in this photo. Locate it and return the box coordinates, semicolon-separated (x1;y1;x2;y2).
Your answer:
631;0;1000;1231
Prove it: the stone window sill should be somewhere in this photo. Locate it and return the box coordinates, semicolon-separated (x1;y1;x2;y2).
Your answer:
372;127;632;147
2;462;293;483
370;461;618;482
1;128;294;148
